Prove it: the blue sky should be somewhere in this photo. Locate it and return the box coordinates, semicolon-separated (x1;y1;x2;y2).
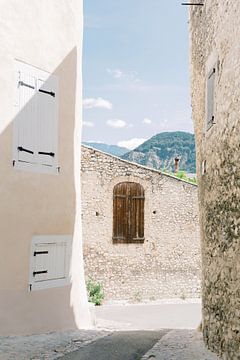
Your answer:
83;0;192;149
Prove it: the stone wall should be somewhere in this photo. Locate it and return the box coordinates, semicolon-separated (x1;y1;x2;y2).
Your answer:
81;145;201;302
190;1;240;358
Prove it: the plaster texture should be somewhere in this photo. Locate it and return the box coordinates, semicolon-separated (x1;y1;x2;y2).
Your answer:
0;0;90;335
190;1;240;358
81;145;201;302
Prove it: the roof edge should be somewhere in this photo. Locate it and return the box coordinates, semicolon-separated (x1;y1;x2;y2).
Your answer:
81;144;197;187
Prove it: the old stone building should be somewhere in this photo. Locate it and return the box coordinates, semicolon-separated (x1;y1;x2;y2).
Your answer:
81;145;201;302
190;1;240;358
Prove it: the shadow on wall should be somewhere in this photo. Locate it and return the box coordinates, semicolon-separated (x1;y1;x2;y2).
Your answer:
0;47;91;335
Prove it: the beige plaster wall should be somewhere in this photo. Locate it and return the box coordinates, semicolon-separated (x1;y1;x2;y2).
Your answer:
190;1;240;358
0;0;91;335
81;146;201;302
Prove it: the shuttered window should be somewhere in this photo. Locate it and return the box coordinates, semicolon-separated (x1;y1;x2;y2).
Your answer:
29;235;72;291
206;66;216;130
13;61;58;173
113;182;145;243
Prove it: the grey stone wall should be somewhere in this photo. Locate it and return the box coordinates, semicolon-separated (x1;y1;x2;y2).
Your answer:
81;145;201;303
190;1;240;358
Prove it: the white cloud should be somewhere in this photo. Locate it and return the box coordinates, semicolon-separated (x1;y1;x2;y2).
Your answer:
83;121;94;127
107;68;140;82
106;119;127;128
107;68;124;79
117;138;147;150
83;97;112;110
142;117;152;125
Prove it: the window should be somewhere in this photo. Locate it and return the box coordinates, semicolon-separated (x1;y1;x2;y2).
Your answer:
29;235;72;291
13;61;58;173
113;182;144;243
206;65;216;130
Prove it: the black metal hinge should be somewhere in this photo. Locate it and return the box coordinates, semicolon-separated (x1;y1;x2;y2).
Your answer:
181;3;204;5
39;89;55;97
33;270;48;277
19;81;35;90
18;146;34;154
38;151;55;157
34;251;48;256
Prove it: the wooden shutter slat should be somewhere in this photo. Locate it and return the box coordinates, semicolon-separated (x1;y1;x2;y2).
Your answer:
113;182;144;243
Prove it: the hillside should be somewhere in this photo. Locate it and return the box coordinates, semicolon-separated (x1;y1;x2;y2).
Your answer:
82;142;128;157
122;132;196;173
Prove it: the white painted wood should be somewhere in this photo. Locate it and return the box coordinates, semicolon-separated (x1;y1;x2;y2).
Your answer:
17;70;36;164
29;235;72;291
207;67;215;128
36;75;58;168
13;60;58;174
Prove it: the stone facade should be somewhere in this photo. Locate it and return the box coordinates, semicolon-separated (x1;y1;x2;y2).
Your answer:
190;1;240;358
81;145;201;302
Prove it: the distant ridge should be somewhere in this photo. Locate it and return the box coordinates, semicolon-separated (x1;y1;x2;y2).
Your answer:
121;131;196;173
82;142;128;157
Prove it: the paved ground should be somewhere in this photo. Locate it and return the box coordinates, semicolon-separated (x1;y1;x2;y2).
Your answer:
62;331;167;360
0;302;220;360
95;302;202;330
142;330;220;360
0;330;108;360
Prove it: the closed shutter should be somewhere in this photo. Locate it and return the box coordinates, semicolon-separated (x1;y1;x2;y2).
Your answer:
17;71;37;163
207;67;215;129
130;183;145;242
113;182;145;243
113;182;128;242
47;242;67;280
31;239;69;288
36;75;58;167
14;60;58;173
33;243;50;282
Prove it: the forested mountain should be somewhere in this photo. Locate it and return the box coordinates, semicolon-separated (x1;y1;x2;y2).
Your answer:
121;132;196;173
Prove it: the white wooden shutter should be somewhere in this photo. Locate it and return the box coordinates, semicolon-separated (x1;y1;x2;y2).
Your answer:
33;243;50;282
14;61;58;173
207;67;215;129
17;71;37;163
33;242;67;283
36;75;58;167
29;236;71;291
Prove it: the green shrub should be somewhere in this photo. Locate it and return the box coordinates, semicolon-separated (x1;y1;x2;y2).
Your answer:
86;278;104;306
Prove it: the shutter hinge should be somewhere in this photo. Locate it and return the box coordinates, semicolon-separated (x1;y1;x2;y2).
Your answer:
34;251;48;256
19;81;35;90
13;160;16;167
57;166;60;173
29;284;32;292
38;151;55;157
39;89;55;97
18;146;34;154
33;270;48;277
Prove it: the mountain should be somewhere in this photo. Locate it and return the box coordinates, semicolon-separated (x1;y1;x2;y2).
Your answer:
82;142;128;157
122;132;196;173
